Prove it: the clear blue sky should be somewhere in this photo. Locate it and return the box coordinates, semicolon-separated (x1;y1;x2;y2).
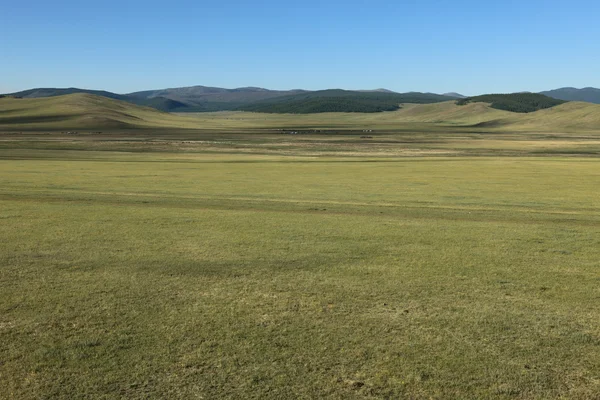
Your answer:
2;0;599;95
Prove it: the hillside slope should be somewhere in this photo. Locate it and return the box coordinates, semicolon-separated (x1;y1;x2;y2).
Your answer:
541;87;600;104
7;87;125;100
457;93;566;113
6;87;195;112
237;90;456;113
391;101;600;131
6;87;457;114
503;101;600;131
2;94;599;133
127;85;306;108
5;86;308;113
0;94;200;130
207;100;600;132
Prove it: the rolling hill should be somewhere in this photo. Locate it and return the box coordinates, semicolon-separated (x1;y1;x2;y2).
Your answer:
237;90;457;113
7;87;126;100
209;99;600;132
7;86;600;116
5;86;309;113
6;87;194;112
540;87;600;104
386;100;600;131
4;86;459;113
456;93;566;113
127;85;307;109
2;93;599;133
0;93;201;130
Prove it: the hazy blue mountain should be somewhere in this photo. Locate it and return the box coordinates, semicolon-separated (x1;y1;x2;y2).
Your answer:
355;88;398;93
540;87;600;104
5;86;308;112
5;88;193;112
10;85;593;113
7;87;126;100
443;92;466;98
126;85;307;108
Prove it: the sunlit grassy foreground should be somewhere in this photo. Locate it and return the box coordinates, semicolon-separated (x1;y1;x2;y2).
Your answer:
1;150;599;399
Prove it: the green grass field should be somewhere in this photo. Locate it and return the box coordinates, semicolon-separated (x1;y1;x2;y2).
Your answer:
1;136;599;398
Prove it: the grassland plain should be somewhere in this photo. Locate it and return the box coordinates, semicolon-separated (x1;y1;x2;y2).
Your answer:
1;142;599;399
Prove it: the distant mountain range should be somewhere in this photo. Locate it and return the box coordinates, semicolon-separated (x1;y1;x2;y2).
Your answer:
127;86;309;111
3;92;600;132
3;85;599;114
4;86;462;113
5;87;188;112
5;86;309;112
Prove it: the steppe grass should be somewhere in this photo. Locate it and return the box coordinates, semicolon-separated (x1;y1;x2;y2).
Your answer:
1;150;599;399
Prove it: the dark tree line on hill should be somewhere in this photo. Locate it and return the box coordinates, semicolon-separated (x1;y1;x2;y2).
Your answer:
4;88;457;114
239;97;402;113
7;86;600;113
237;90;455;113
457;93;567;113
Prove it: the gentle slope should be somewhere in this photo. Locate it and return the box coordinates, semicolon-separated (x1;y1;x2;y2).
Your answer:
2;94;600;133
0;94;200;130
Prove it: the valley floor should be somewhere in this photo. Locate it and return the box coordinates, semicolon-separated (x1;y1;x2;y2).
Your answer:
1;134;599;399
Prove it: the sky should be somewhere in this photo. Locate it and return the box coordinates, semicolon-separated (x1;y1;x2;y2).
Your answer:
2;0;599;95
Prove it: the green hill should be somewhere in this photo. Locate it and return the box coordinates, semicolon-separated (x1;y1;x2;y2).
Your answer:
0;93;200;130
2;93;599;133
457;93;566;113
131;97;189;112
8;86;304;112
7;86;452;114
6;86;309;112
188;100;600;133
127;85;307;111
6;88;199;113
8;87;128;101
540;87;600;104
237;90;456;113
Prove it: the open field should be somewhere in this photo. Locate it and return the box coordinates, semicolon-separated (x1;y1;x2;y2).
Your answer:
1;137;599;398
1;94;600;399
3;128;600;158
